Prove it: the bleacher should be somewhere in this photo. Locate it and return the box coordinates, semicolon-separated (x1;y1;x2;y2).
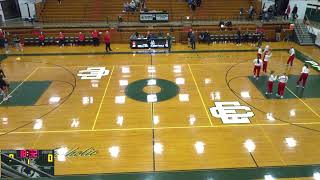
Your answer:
39;0;255;23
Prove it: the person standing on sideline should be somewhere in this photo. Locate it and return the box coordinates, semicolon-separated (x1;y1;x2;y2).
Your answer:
146;31;152;49
78;32;85;46
284;4;290;20
190;31;196;50
287;47;295;66
0;75;11;101
253;56;262;80
266;71;277;95
277;73;288;99
296;64;310;88
292;4;298;20
0;29;5;48
262;50;272;73
236;28;241;46
187;29;192;47
257;46;262;59
166;32;172;52
58;32;65;47
39;32;45;46
104;31;112;52
92;30;99;46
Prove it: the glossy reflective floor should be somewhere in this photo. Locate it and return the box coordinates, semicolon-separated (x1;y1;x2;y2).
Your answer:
0;42;319;179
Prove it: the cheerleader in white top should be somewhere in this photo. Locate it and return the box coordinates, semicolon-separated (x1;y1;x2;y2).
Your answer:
276;73;288;98
296;64;310;88
266;71;277;95
287;47;295;66
257;46;262;59
262;51;272;73
263;45;270;57
253;56;263;80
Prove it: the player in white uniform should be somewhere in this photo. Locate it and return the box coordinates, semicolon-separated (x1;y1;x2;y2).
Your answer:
257;46;262;59
296;64;310;88
276;73;288;98
253;57;263;80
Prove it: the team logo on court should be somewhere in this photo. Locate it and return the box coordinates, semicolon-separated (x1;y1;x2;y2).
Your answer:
77;67;110;80
209;102;254;124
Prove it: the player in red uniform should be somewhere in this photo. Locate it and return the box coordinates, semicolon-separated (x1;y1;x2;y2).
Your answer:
253;56;262;80
91;30;99;46
104;31;112;52
266;71;277;95
58;32;65;47
78;32;85;46
276;73;288;99
38;32;45;46
287;47;295;66
296;64;310;88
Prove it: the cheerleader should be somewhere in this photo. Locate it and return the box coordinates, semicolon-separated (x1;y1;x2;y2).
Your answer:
262;51;272;73
287;47;295;66
276;73;288;99
253;56;263;80
257;46;262;59
296;64;310;88
266;71;277;95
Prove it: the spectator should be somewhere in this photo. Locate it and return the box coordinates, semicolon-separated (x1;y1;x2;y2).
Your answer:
0;29;5;48
191;0;197;11
292;4;298;20
248;5;254;20
146;31;152;49
236;28;241;46
104;31;112;52
239;8;244;20
123;2;130;12
58;0;61;4
196;0;201;7
38;32;45;46
219;20;225;31
166;32;172;52
13;35;22;51
130;32;138;39
225;20;232;31
91;30;99;46
58;32;65;47
78;32;85;46
129;0;137;11
4;37;9;54
190;31;196;50
187;29;192;47
199;30;211;45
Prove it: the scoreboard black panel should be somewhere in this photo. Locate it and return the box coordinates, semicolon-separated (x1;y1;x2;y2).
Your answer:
1;149;54;178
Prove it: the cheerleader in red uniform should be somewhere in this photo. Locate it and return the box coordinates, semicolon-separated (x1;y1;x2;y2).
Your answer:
265;71;277;95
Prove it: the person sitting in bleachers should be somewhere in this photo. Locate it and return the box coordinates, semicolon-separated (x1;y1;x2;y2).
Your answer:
38;32;45;46
225;20;232;31
123;2;130;12
129;0;137;11
199;30;211;45
219;20;225;31
248;5;254;20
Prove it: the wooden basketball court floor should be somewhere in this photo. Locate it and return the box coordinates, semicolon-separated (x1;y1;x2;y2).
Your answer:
0;42;320;179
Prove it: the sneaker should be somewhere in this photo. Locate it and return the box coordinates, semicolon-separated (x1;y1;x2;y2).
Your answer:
7;95;12;99
265;92;268;95
302;86;305;89
280;96;283;99
256;77;259;80
296;85;300;88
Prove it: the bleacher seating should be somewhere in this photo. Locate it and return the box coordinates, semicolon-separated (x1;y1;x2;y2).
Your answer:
39;0;255;23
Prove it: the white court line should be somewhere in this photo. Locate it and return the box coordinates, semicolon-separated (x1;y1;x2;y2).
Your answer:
0;67;39;105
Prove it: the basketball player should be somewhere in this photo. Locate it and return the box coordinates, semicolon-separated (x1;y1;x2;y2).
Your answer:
257;46;262;59
262;51;272;73
253;56;262;80
0;75;11;101
296;64;310;88
266;71;277;95
276;73;288;99
287;47;295;66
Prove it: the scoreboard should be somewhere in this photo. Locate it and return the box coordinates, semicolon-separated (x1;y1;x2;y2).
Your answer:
1;149;54;178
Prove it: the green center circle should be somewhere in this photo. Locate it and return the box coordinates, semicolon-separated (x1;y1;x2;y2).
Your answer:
125;78;180;103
